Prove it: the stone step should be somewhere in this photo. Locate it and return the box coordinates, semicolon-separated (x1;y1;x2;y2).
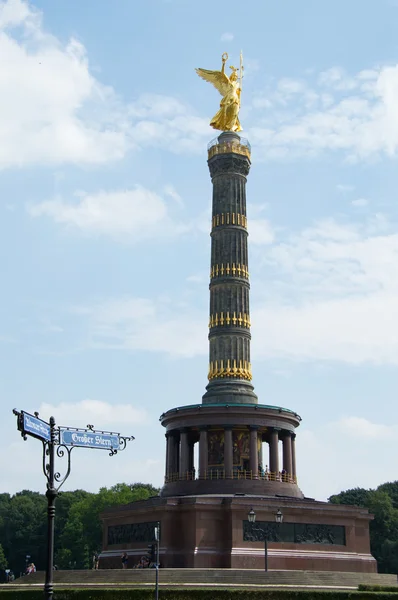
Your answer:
15;569;397;589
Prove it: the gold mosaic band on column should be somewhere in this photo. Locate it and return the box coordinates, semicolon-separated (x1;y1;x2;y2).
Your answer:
208;359;252;381
210;263;249;279
208;312;251;329
212;213;247;229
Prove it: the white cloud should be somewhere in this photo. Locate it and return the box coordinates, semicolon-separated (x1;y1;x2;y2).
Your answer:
250;64;398;161
78;296;207;358
0;1;211;170
299;416;398;500
337;416;394;439
336;184;355;193
220;32;234;42
252;215;398;365
249;219;274;245
186;274;206;284
28;186;189;241
0;0;31;27
39;399;148;428
317;66;357;91
0;0;132;169
55;209;398;367
163;184;184;207
351;197;369;207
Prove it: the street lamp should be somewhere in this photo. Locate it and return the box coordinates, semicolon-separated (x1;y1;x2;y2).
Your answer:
247;507;283;572
154;522;160;600
25;555;31;576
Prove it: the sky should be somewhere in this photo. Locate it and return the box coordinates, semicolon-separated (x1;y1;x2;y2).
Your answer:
1;0;398;501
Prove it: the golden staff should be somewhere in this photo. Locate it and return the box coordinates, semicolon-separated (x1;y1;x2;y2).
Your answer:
239;50;244;93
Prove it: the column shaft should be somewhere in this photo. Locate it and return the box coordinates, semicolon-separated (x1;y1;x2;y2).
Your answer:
188;442;194;473
179;430;190;477
282;433;293;478
173;435;180;475
249;427;259;477
203;133;258;406
269;429;279;477
224;428;233;478
291;434;297;481
165;434;171;479
167;434;177;475
199;429;208;478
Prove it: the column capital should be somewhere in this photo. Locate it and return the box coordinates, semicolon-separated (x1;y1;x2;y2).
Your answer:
199;426;208;432
248;425;259;431
291;432;296;440
223;425;233;431
271;427;281;434
180;427;190;434
282;428;294;438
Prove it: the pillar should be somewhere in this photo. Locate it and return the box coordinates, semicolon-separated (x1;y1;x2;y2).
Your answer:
179;429;190;477
291;433;297;481
188;441;195;474
165;433;172;479
167;432;177;476
202;132;258;406
259;434;264;472
269;428;280;478
172;433;180;475
282;431;293;479
249;426;259;477
224;427;233;478
199;427;208;478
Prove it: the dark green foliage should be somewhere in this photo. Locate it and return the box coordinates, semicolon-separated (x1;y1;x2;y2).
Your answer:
0;589;398;600
0;543;7;570
0;483;159;575
329;488;370;508
358;586;398;592
329;482;398;575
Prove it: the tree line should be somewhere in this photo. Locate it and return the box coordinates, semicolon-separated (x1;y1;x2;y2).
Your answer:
0;482;159;576
1;480;398;577
329;480;398;574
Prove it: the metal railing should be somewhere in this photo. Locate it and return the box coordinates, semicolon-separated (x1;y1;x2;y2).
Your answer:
207;137;251;160
165;470;297;485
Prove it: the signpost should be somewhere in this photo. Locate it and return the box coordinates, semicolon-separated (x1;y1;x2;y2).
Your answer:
13;409;134;600
22;413;51;442
59;428;120;450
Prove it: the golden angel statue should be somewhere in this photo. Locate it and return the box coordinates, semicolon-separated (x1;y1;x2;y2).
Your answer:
196;52;244;132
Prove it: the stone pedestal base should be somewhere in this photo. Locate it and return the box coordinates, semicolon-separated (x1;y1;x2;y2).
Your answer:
100;494;377;573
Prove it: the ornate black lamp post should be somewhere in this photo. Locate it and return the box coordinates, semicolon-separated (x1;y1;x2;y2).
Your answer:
247;507;283;572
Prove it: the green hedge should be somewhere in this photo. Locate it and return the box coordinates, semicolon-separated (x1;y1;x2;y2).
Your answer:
1;590;398;600
358;587;398;593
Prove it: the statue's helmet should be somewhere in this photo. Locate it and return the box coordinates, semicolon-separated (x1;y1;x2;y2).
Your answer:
229;66;238;81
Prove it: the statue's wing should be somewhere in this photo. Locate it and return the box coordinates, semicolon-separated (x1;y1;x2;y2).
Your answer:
195;68;231;97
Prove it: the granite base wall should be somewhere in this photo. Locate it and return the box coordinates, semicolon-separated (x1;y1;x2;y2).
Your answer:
100;495;377;573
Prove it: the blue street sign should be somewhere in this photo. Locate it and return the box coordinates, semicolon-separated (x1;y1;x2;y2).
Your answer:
23;413;51;442
59;429;120;450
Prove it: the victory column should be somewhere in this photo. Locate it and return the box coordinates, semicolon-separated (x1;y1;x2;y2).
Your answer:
100;53;376;574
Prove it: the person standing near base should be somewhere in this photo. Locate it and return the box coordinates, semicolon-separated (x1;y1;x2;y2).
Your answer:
121;552;128;569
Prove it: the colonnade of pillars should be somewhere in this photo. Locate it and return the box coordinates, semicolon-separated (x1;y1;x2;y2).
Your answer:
165;427;297;482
